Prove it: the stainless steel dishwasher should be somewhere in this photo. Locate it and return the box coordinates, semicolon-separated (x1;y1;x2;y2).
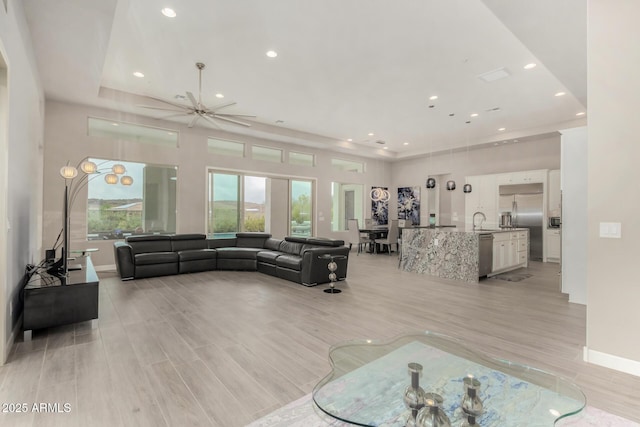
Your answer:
478;233;494;278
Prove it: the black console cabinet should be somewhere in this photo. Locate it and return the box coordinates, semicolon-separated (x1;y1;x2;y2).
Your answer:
23;257;99;340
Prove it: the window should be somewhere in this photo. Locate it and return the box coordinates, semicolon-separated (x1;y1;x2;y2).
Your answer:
289;151;314;166
331;182;364;231
252;145;282;163
87;159;177;240
208;138;245;157
291;180;313;237
207;172;266;238
331;158;364;173
87;117;178;147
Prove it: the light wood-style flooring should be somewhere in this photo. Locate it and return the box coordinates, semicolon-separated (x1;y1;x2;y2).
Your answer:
1;254;639;426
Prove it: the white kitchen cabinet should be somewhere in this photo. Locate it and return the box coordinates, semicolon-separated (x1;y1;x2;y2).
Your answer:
465;174;497;228
546;229;561;261
491;230;528;274
548;169;561;216
496;170;547;185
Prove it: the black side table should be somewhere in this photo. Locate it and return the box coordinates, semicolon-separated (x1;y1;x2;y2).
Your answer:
318;254;348;294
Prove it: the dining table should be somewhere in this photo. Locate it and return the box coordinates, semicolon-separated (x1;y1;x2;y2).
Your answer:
359;227;388;253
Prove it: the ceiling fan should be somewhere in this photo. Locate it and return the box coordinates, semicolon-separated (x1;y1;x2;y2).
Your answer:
138;62;255;128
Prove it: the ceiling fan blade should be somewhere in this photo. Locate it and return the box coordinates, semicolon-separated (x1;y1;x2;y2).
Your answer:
186;91;199;109
138;105;188;113
188;114;201;128
142;95;189;109
213;112;257;118
212;114;251;127
200;115;221;129
156;113;190;120
210;101;237;111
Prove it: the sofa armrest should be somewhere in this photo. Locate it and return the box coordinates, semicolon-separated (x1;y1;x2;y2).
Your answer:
114;241;135;280
300;246;350;286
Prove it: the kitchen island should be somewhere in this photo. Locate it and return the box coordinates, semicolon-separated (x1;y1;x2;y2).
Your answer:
400;227;529;283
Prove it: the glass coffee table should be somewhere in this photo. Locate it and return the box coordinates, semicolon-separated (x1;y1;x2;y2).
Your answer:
312;331;585;426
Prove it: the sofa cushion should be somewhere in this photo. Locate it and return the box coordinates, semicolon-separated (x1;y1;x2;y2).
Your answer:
207;238;237;249
178;249;217;262
275;254;303;270
257;250;285;263
284;236;308;244
279;240;305;256
236;232;272;248
171;234;207;251
306;237;345;247
215;247;262;259
263;238;283;251
126;235;173;254
134;252;178;266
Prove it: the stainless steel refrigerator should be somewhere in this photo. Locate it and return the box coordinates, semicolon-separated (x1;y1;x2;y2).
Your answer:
499;183;544;261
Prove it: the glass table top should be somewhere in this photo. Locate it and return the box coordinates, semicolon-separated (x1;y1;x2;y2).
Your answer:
312;331;585;426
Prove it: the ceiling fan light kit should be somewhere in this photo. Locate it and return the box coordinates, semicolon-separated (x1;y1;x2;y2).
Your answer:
138;62;255;129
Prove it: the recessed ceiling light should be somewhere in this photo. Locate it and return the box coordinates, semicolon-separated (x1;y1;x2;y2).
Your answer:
383;147;389;150
498;127;506;131
503;140;509;144
347;138;353;142
133;71;144;78
112;123;119;126
266;50;278;58
513;139;519;143
576;112;586;116
524;63;537;70
215;93;224;98
161;8;176;18
403;142;409;146
494;142;499;146
470;113;478;117
555;91;566;97
429;95;438;100
368;132;374;136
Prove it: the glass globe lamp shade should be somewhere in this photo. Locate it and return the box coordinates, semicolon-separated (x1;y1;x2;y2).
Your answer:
120;175;134;186
463;184;472;193
80;160;98;174
112;163;126;174
104;173;119;185
60;165;78;179
426;178;436;189
446;180;456;191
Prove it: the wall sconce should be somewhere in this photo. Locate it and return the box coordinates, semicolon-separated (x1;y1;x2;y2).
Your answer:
463;184;472;193
446;180;456;191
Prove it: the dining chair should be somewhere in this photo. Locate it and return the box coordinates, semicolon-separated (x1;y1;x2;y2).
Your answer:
376;219;399;255
347;219;372;255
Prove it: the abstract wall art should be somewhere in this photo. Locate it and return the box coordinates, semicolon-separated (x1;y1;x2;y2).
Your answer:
398;186;420;225
371;186;389;225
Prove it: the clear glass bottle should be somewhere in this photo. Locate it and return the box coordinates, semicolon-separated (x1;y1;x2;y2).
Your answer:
403;363;427;427
461;376;483;418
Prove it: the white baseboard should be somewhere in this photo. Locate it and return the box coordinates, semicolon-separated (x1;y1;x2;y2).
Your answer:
95;264;116;272
3;313;23;365
584;346;640;377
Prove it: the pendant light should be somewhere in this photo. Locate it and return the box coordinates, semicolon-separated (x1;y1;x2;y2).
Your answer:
426;177;436;189
463;119;472;193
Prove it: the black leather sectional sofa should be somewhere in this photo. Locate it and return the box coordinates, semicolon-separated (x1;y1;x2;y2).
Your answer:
113;232;349;286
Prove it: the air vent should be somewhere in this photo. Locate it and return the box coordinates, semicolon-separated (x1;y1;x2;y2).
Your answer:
477;67;510;83
375;140;386;145
485;107;501;113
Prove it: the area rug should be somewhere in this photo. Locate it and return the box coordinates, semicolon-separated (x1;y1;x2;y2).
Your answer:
248;393;640;427
248;340;639;427
492;269;533;282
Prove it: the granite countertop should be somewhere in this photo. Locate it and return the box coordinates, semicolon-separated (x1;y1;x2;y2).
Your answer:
401;227;528;234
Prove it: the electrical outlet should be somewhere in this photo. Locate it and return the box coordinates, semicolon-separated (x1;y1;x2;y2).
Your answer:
433;238;439;246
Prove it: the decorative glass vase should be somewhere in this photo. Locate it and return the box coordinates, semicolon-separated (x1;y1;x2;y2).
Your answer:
415;398;451;427
461;376;483;418
403;363;427;427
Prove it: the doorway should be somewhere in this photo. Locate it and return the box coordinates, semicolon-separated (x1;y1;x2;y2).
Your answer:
0;49;9;363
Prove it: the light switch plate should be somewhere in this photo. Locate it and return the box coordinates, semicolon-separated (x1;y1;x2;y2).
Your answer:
599;222;622;238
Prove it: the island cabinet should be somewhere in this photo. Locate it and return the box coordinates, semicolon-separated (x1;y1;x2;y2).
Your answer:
465;174;497;228
491;230;529;274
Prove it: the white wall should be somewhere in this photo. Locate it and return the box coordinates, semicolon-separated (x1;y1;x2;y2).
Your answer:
0;1;45;363
391;134;561;226
585;0;640;376
560;127;587;304
42;101;391;268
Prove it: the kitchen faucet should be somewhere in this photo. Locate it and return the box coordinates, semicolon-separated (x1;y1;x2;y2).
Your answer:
473;211;487;231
